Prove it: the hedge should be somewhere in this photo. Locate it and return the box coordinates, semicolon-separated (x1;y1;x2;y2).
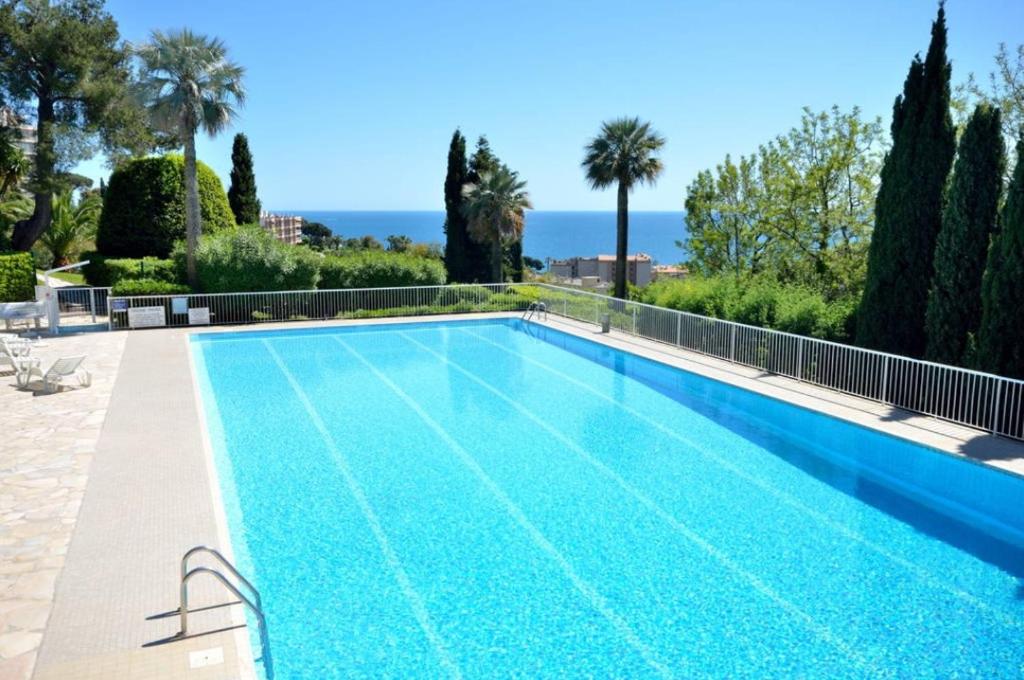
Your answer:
96;154;235;258
82;253;179;287
318;250;446;290
181;225;320;293
0;251;35;302
111;278;190;296
637;276;857;342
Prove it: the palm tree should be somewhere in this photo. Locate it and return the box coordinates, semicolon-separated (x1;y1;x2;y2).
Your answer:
582;117;665;298
135;30;245;289
462;166;532;282
39;191;101;267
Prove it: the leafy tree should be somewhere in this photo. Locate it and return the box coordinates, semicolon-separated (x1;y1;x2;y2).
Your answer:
523;255;544;272
0;0;146;250
341;235;382;251
462;165;532;282
925;104;1005;365
976;135;1024;379
39;189;101;266
583;117;665;298
227;132;260;225
386;234;412;252
300;220;340;250
0;126;30;199
957;43;1023;172
857;6;956;357
443;129;470;282
95;154;234;257
135;29;245;289
682;107;883;298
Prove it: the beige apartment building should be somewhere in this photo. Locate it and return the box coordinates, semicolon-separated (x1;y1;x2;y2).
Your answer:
259;211;303;245
549;253;653;287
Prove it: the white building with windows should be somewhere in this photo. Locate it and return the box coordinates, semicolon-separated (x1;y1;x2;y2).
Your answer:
549;253;652;287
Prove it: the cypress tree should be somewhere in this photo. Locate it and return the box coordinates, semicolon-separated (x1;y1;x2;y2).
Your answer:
227;133;261;225
857;5;956;357
443;129;469;282
976;135;1024;379
924;104;1005;365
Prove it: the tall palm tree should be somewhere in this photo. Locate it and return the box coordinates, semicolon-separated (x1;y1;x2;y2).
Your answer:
39;190;101;267
462;166;532;282
135;29;245;289
582;117;665;298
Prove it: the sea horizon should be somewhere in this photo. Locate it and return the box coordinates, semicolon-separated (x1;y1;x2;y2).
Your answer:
276;209;689;265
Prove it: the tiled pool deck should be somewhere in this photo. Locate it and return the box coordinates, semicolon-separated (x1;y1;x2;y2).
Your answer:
2;313;1022;679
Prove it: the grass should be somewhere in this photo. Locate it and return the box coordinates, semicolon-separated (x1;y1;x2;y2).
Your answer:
38;269;86;285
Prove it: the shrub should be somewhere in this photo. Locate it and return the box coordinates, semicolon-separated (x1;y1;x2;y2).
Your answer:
638;275;856;343
111;278;190;296
82;253;179;287
181;226;320;293
318;250;446;290
0;251;35;302
96;154;235;258
434;285;492;306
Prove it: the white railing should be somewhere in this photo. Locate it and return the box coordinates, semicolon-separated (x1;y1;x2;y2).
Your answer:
105;281;1024;440
528;283;1024;442
56;287;111;325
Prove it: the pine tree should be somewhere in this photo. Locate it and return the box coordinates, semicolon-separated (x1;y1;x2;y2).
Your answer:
924;104;1005;365
227;133;260;225
857;5;956;357
443;129;469;282
466;136;500;282
976;135;1024;379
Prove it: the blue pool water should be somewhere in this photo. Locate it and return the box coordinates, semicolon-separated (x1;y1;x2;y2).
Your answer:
190;319;1024;679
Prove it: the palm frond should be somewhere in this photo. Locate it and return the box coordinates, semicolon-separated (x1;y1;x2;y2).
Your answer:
582;116;666;190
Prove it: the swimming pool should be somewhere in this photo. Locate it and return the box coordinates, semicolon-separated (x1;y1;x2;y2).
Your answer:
191;318;1024;679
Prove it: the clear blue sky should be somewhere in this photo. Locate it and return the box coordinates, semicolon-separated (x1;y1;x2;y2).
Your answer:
75;0;1023;211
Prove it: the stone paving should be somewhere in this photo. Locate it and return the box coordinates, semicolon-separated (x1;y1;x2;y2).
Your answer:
0;331;126;680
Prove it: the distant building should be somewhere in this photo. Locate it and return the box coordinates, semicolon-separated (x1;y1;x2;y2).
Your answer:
652;264;688;281
549;253;652;287
0;107;37;163
260;211;302;245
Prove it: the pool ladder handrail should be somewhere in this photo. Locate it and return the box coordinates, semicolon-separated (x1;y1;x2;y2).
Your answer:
178;546;272;673
522;301;547;321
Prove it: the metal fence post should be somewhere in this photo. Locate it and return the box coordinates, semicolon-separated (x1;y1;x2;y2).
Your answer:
89;287;97;323
881;356;890;403
676;314;681;347
729;325;736;362
632;307;637;335
796;337;803;381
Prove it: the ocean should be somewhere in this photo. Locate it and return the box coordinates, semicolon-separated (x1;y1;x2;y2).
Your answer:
280;211;687;265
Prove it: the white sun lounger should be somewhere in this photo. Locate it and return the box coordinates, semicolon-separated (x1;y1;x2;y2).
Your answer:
17;355;91;392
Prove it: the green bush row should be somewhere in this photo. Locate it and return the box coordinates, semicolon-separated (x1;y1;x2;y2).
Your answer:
0;251;35;302
111;278;191;296
637;276;857;342
319;250;446;289
82;253;179;287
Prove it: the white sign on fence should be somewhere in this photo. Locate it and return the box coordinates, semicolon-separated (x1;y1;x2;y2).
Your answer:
171;296;189;315
127;305;166;329
188;307;211;326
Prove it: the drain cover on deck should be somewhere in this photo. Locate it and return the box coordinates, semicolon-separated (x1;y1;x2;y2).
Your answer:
189;647;224;669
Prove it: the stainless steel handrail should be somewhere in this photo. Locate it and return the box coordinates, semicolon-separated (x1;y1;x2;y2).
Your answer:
181;545;261;610
177;546;273;675
522;301;547;321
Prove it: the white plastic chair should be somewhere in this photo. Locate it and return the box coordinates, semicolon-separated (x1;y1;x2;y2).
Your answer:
17;355;91;392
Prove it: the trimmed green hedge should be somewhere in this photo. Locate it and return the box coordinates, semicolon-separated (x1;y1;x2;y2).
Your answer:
82;253;179;287
181;225;321;293
96;154;235;258
318;250;446;290
638;276;857;342
0;251;35;302
111;278;190;296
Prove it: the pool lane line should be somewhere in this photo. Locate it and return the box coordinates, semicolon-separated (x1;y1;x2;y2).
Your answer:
397;331;878;676
458;326;1024;633
332;336;676;680
260;339;464;680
